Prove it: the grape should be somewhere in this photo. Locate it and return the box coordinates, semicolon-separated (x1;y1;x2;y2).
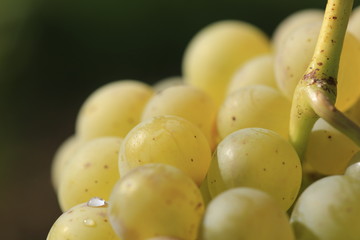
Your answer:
75;80;154;141
344;151;360;181
58;137;122;211
108;163;204;240
141;85;217;149
51;135;83;192
119;115;212;185
201;187;295;240
271;8;324;50
207;128;302;211
153;76;184;93
290;175;360;240
274;22;360;111
46;197;120;240
217;85;291;140
226;54;278;95
304;118;359;175
182;20;271;107
348;5;360;41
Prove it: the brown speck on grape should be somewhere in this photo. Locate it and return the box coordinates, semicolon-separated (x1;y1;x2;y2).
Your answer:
104;165;109;169
104;219;108;223
195;202;203;210
328;135;332;139
84;162;91;168
152;137;156;141
190;158;194;162
320;49;325;53
332;16;337;20
94;180;98;184
317;62;323;66
282;161;285;165
194;135;197;139
263;168;267;171
85;188;89;192
138;159;142;163
282;197;285;200
231;116;236;121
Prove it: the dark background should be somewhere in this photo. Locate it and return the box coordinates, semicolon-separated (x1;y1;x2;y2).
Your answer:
1;0;358;239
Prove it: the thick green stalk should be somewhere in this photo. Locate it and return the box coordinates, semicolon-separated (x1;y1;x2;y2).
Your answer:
289;0;355;159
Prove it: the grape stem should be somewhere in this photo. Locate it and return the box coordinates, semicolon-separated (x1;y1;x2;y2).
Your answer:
289;0;358;159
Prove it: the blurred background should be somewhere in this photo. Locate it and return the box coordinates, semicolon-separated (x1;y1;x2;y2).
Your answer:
1;0;358;239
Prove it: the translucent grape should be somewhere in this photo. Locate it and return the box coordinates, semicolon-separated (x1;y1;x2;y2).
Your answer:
182;20;271;107
290;175;360;240
76;80;153;141
207;128;302;211
51;135;83;192
274;22;360;111
46;198;120;240
108;163;204;240
58;137;122;211
217;85;291;140
226;54;278;95
119;115;212;185
142;85;217;149
304;118;359;175
348;5;360;41
271;8;324;50
201;187;295;240
153;76;184;93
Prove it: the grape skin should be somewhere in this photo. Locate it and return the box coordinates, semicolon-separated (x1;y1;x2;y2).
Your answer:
119;115;212;185
182;20;271;107
217;85;291;140
76;80;154;141
304;118;360;175
290;175;360;240
58;137;122;211
46;200;120;240
202;187;295;240
108;163;205;240
207;128;302;211
141;85;217;149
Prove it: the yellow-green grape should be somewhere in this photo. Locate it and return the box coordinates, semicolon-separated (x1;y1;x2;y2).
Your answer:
290;175;360;240
348;5;360;41
142;85;217;149
344;151;360;181
344;96;360;125
271;8;324;50
226;54;278;95
207;128;302;211
119;115;212;185
58;137;122;211
51;135;83;193
46;197;120;240
153;76;184;93
274;21;360;111
274;21;322;100
217;85;291;140
108;163;205;240
199;175;212;207
201;187;295;240
75;80;153;141
182;20;271;107
304;118;359;175
146;238;182;240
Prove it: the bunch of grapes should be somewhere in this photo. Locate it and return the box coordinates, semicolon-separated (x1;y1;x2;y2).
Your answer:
47;1;360;240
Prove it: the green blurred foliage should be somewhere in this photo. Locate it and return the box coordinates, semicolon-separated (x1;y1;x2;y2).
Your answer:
0;0;359;239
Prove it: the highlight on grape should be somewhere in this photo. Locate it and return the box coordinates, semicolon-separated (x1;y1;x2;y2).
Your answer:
47;1;360;239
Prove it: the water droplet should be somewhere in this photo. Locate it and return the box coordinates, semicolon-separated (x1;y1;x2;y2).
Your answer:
83;218;96;227
87;197;108;208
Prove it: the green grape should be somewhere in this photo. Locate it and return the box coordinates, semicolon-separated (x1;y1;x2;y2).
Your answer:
207;128;302;211
153;76;184;93
51;135;84;192
182;20;271;107
199;174;212;207
119;115;212;185
201;187;295;240
271;8;324;51
108;163;205;240
344;151;360;181
47;197;120;240
141;85;217;149
274;22;360;111
217;85;291;140
348;5;360;41
290;175;360;240
75;80;154;141
226;54;278;95
304;118;359;175
58;137;122;211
